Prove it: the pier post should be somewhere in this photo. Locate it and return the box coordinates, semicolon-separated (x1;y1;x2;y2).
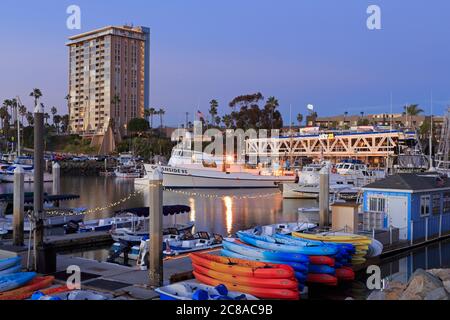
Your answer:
34;103;45;272
319;166;330;227
52;162;61;207
148;167;163;288
13;166;25;246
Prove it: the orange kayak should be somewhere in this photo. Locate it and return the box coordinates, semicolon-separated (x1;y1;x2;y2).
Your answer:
190;253;295;279
193;271;300;300
0;276;54;300
306;274;338;286
193;263;298;289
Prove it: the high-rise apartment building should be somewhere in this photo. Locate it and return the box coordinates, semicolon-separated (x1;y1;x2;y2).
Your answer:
67;25;150;138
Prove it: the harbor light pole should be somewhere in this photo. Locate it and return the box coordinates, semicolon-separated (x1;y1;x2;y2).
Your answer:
34;102;45;271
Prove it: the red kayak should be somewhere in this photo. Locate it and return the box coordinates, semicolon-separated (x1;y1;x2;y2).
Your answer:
335;267;355;281
309;256;335;267
0;276;54;300
306;274;338;286
193;263;298;290
190;253;295;279
193;271;300;300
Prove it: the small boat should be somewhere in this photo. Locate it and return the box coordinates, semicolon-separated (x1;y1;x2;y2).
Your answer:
306;273;338;286
237;232;338;256
190;253;295;279
243;222;317;236
0;156;53;183
292;232;371;244
155;280;259;300
0;256;21;271
164;232;223;256
0;272;36;293
193;272;299;300
222;238;309;263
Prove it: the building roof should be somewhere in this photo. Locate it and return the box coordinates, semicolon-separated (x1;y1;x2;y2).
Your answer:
363;173;450;192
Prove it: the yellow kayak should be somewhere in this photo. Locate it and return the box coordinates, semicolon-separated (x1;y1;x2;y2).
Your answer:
351;257;367;265
292;232;372;244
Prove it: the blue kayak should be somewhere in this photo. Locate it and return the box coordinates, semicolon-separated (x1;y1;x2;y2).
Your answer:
220;249;309;273
0;272;36;293
0;256;21;271
273;234;355;255
237;232;338;256
0;264;22;276
222;238;309;263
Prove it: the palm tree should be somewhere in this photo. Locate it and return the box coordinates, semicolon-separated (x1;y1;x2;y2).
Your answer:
144;109;151;122
209;99;219;127
404;104;424;116
61;114;70;133
30;88;43;108
54;115;62;134
19;104;27;127
51;107;58;126
148;107;156;128
158;108;165;128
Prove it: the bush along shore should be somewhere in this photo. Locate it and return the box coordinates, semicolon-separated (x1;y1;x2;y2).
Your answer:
367;268;450;300
54;160;116;176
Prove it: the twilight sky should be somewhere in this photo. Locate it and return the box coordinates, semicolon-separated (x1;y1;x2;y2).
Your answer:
0;0;449;125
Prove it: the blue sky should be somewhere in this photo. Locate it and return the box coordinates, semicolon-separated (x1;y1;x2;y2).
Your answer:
0;0;449;125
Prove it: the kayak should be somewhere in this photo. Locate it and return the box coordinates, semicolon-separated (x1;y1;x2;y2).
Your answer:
0;276;54;300
237;232;338;256
0;272;36;293
222;238;309;263
155;280;259;300
0;265;21;276
190;253;295;279
308;264;335;275
0;256;21;271
243;223;317;236
306;273;338;286
193;271;300;300
292;232;372;245
220;249;309;274
193;264;298;290
309;256;335;266
335;267;355;281
273;234;355;254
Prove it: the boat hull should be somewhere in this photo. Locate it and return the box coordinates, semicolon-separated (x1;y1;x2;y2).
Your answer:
137;165;294;189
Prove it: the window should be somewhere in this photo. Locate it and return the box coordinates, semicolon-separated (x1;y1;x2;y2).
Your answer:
444;192;450;214
432;194;441;215
420;195;431;217
369;197;386;213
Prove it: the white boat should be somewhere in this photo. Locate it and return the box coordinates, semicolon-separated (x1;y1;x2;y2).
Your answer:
283;160;384;199
136;148;295;189
243;222;317;236
0;156;53;183
114;153;142;179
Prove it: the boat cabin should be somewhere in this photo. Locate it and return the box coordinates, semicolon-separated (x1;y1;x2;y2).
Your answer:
362;173;450;241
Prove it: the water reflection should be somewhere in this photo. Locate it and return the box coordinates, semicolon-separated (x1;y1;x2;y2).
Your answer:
223;196;233;236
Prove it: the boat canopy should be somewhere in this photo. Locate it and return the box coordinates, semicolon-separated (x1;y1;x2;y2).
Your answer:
115;205;191;217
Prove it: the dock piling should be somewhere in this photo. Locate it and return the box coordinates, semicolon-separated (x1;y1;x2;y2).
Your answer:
148;167;163;288
13;166;25;246
52;162;61;207
34;103;45;272
319;166;330;227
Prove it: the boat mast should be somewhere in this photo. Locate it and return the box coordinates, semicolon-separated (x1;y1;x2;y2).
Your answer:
16;96;21;157
429;92;435;171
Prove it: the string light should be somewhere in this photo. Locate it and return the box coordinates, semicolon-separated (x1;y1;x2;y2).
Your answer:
43;184;282;219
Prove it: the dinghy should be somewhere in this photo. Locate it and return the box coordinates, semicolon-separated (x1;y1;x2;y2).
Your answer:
156;280;259;300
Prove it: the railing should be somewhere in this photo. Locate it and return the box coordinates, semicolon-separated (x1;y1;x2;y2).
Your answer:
410;214;450;245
